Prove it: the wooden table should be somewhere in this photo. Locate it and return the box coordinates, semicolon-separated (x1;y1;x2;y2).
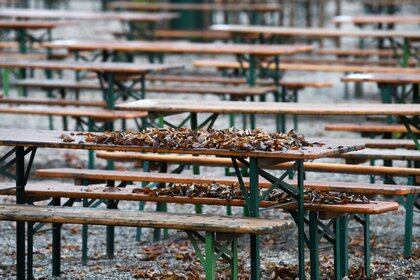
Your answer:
211;24;420;66
0;20;65;53
0;8;177;39
117;99;420;150
342;73;419;104
0;128;364;280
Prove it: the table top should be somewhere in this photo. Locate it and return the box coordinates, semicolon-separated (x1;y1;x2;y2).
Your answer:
109;1;282;12
0;8;177;22
332;15;420;25
0;129;364;160
0;60;183;74
117;99;420;116
0;20;64;29
337;148;420;161
342;73;420;84
43;39;314;56
211;24;420;39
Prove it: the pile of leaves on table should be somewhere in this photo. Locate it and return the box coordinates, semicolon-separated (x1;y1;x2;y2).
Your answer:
62;128;314;151
131;183;369;205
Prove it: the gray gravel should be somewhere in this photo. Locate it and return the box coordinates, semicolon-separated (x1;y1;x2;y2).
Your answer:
0;0;419;279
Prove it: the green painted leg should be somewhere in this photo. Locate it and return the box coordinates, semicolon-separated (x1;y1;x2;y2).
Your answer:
404;194;415;257
52;197;61;276
297;160;306;280
205;232;216;280
339;216;349;277
137;161;149;241
82;198;88;265
231;237;238;280
309;212;319;280
363;214;371;277
106;181;115;259
191;112;203;214
333;218;342;280
293;89;298;130
249;157;260;280
1;69;10;97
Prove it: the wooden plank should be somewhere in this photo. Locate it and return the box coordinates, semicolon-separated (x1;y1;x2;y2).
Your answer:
335;148;420;161
211;24;420;39
0;97;105;107
342;73;420;84
35;168;420;195
117;99;420;116
0;9;177;22
332;15;420;25
0;204;290;235
317;48;397;57
0;106;147;120
0;129;365;159
109;2;282;12
0;60;183;74
193;59;420;74
95;152;420;177
0;20;62;29
43;40;314;56
325;123;420;133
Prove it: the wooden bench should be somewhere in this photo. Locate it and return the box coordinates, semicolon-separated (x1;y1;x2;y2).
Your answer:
325;123;420;135
114;29;233;41
0;97;105;107
193;60;420;74
317;48;398;58
12;79;277;98
0;203;289;279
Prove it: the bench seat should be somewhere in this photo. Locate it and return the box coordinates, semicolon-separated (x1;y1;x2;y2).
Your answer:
0;203;286;234
12;79;277;97
0;105;147;120
95;152;420;178
0;97;105;107
193;60;420;74
336;148;420;162
317;48;398;58
325;123;420;134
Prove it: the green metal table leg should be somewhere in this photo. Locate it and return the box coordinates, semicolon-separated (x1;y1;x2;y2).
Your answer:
52;197;61;276
27;200;34;280
106;181;115;259
339;216;349;277
136;161;149;241
246;55;256;130
15;146;26;280
333;218;342;280
1;69;10;97
309;211;319;280
231;237;238;280
297;159;306;280
293;89;298;130
249;157;260;280
82;197;89;265
363;214;371;277
191;112;203;214
205;232;216;280
88;119;95;169
401;39;410;68
17;28;28;97
404;194;415;257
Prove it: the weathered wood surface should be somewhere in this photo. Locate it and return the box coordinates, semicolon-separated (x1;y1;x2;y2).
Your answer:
0;20;63;29
193;60;420;74
317;48;397;57
0;60;183;74
0;9;177;22
109;2;282;12
211;24;420;39
117;99;420;116
336;148;420;161
0;97;105;107
0;129;365;159
0;204;290;234
43;40;314;56
0;106;146;120
14;77;331;90
36;168;419;195
342;73;420;84
13;79;277;96
3;185;400;214
95;152;420;177
154;29;233;40
332;15;420;25
325;123;420;133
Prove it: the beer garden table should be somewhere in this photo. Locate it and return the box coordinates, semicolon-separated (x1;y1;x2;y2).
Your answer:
210;24;420;66
0;8;178;39
0;128;365;280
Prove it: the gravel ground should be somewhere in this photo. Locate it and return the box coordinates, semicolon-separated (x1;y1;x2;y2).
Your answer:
0;1;419;279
